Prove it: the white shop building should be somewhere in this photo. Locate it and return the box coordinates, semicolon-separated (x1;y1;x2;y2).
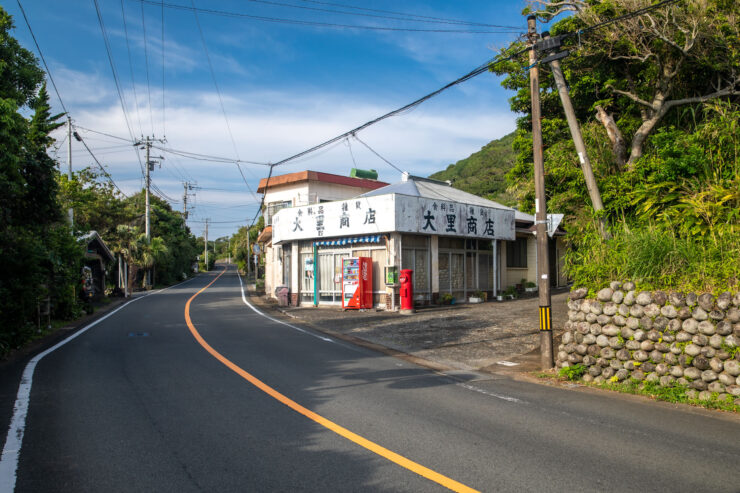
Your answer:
264;171;568;308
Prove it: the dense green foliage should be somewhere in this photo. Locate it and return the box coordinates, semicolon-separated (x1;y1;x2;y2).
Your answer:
429;132;517;205
0;8;82;353
0;7;198;355
490;0;740;292
58;172;199;287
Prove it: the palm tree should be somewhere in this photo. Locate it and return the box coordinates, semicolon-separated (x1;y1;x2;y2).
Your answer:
110;225;138;296
134;234;168;287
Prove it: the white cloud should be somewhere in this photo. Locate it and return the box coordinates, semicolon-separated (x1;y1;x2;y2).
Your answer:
52;83;515;237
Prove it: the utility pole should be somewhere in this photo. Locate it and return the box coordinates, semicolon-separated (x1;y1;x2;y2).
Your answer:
246;224;251;279
528;15;554;370
542;32;609;240
204;219;209;270
67;117;73;229
183;182;189;222
145;139;151;240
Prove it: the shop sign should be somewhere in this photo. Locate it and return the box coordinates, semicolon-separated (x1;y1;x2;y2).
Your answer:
272;194;515;243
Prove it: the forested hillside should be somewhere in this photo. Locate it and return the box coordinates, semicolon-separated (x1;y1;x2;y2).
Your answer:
429;132;516;206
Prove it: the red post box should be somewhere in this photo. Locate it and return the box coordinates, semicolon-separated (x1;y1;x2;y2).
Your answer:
399;269;414;314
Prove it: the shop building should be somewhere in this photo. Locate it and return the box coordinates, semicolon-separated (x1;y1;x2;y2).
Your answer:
262;171;568;308
257;170;389;298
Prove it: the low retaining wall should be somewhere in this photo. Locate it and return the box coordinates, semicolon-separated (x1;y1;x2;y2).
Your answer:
558;282;740;401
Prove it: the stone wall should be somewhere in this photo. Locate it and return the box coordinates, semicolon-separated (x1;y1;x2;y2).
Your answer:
558;282;740;402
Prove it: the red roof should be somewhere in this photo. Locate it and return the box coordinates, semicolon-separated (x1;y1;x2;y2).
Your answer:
257;170;387;193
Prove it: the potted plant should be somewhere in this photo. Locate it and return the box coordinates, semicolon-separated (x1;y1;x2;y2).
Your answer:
469;290;485;303
525;281;537;293
440;293;454;305
504;286;518;300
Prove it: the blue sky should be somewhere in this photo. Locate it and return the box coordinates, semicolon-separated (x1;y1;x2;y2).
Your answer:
7;0;537;238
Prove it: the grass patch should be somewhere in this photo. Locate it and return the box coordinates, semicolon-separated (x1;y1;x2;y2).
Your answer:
536;373;739;413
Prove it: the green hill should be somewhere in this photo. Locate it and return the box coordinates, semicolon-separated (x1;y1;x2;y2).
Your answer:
429;132;516;205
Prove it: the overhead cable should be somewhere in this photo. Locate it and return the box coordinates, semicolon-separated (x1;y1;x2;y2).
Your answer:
15;0;68;114
242;0;519;29
136;0;518;33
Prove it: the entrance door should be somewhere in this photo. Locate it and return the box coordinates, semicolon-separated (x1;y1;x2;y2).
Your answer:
318;251;348;303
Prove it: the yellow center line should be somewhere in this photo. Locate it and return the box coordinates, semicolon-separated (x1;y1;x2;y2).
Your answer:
184;268;479;493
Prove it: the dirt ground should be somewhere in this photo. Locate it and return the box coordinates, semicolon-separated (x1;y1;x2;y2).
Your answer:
250;288;571;374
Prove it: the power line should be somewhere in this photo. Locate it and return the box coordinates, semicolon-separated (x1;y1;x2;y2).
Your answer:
15;0;68;114
241;0;520;29
136;0;519;34
189;0;262;206
352;134;404;174
160;0;166;138
295;0;513;27
141;0;155;135
73;129;128;197
120;0;144;136
93;0;137;142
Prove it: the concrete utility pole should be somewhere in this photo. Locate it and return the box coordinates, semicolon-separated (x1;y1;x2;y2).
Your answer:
246;225;251;279
204;219;209;270
543;32;609;240
67;117;73;228
145;140;151;241
183;182;189;222
528;15;554;370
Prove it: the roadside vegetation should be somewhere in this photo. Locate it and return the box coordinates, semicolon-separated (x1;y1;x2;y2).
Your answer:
551;365;740;412
487;0;740;293
0;8;198;357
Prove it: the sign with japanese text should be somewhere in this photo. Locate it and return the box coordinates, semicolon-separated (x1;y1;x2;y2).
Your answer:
272;193;515;243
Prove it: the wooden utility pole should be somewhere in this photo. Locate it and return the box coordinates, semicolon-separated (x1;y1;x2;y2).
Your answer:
543;32;609;240
528;15;554;370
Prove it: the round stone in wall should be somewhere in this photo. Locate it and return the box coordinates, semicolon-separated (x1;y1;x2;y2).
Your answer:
692;334;708;347
668;292;685;307
632;369;646;381
685;343;701;356
633;350;649;362
570;287;587;300
698;293;714;311
597;288;613;302
624;290;636;306
600;347;616;359
643;303;660;318
692;307;708;321
701;370;718;382
724;360;740;376
612;290;625;304
692;355;710;371
683;367;701;380
686;292;698;307
670;366;684;378
659;375;675;387
636;291;652;306
682;318;699;334
660;305;677;319
716;321;732;336
677;306;692;320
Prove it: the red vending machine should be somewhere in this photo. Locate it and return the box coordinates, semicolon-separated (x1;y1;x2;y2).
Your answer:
342;257;373;309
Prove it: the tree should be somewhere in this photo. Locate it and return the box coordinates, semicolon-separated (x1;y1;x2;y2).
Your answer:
0;7;81;353
529;0;740;167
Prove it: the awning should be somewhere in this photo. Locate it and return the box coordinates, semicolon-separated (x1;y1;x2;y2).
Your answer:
314;235;383;247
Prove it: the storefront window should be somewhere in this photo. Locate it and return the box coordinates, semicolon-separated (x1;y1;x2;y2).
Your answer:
507;237;528;268
401;235;430;299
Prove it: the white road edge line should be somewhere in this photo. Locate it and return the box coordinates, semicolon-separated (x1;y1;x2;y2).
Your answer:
458;383;524;404
236;272;335;343
0;277;198;493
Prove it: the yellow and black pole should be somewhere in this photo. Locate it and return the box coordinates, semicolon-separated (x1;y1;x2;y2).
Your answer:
527;15;554;370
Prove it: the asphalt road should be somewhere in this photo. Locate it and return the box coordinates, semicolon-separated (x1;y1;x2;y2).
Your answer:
2;264;739;492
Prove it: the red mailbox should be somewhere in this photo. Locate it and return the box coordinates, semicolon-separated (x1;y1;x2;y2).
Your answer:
399;269;414;312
